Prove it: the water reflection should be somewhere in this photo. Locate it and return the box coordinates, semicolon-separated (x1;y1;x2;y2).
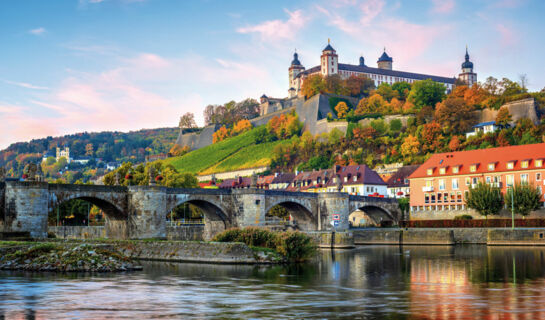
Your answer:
3;245;545;318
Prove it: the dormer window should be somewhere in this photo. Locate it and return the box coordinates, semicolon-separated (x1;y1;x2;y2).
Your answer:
452;166;459;174
344;176;348;182
439;167;446;175
521;160;529;169
470;164;478;173
488;163;496;171
507;161;515;170
537;159;543;168
353;176;357;182
427;168;434;176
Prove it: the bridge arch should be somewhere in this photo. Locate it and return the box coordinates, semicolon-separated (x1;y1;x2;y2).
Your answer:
265;199;316;231
166;196;231;240
351;203;396;227
48;192;128;238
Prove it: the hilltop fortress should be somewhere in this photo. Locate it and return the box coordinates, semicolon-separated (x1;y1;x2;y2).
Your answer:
176;42;535;151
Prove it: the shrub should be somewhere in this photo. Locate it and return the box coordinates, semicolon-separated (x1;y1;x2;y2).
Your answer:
454;214;473;220
212;227;316;262
276;231;317;263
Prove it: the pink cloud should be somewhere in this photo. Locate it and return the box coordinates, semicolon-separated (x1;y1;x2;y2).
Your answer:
496;24;516;47
430;0;455;14
237;9;308;42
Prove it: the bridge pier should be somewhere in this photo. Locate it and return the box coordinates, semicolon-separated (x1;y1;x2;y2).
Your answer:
128;186;167;239
318;193;351;231
3;181;49;238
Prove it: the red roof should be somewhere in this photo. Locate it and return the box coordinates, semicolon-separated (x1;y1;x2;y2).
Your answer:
410;143;545;179
286;164;385;191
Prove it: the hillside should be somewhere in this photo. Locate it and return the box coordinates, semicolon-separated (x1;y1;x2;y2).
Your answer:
164;128;288;175
0;127;179;178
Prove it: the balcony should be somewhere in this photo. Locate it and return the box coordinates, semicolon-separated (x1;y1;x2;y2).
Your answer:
422;186;434;192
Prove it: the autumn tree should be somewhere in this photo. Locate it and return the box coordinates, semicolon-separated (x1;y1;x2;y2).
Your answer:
212;126;230;143
495;107;512;127
420;121;444;152
375;83;399;102
232;119;252;135
448;135;461;151
169;144;190;157
345;74;375;97
434;97;475;134
334;101;349;118
407;79;446;109
392;81;411;100
401;134;420;158
301;74;325;99
355;93;387;115
179;112;197;129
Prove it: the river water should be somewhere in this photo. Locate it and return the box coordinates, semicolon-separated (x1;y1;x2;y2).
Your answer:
2;245;545;319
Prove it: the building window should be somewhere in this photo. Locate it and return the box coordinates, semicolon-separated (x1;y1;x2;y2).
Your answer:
521;174;529;184
425;180;433;188
439;167;446;175
431;194;436;203
437;193;442;203
452;166;459;174
465;177;471;186
472;177;479;185
488;163;495;171
536;160;543;167
537;173;542;181
470;164;477;172
457;192;462;202
452;179;459;190
450;192;455;202
486;176;491;184
427;168;433;175
425;194;429;204
507;162;514;169
443;193;448;202
439;179;446;190
521;161;529;169
506;174;514;187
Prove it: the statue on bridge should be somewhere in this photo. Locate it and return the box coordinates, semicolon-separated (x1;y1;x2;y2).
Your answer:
22;163;38;181
149;166;157;186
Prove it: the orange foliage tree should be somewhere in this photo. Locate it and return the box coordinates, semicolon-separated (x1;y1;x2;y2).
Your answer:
334;101;349;118
232;119;252;135
212;126;230;143
420;121;444;152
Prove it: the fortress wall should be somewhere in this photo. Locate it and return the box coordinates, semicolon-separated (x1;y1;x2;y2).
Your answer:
314;119;348;135
476;98;538;125
358;114;413;128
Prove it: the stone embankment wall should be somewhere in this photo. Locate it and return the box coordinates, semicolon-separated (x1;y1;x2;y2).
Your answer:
353;229;455;245
488;229;545;246
305;231;355;248
48;225;205;241
410;208;545;220
166;226;204;241
118;241;258;264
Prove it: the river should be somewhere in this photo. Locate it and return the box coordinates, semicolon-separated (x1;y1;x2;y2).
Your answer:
2;245;545;319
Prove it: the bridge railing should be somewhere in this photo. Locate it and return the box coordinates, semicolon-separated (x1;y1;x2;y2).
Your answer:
168;219;205;227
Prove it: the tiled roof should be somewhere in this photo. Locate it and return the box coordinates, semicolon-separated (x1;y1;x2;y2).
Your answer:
219;177;251;189
473;121;497;128
286;165;385;191
257;175;275;186
271;172;295;184
409;143;545;179
386;165;420;188
296;63;455;84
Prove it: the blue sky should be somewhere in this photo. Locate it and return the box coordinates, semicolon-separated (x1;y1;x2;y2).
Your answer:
0;0;544;149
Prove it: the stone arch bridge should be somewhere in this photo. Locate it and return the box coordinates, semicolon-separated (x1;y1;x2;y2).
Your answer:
0;181;400;239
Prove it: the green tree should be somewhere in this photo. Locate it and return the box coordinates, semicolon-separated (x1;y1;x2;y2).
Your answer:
505;184;542;217
375;83;399;102
466;183;504;221
392;81;411;100
408;79;446;109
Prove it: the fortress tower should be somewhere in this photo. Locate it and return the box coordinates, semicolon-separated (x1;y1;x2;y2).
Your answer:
320;39;338;76
458;47;477;86
377;48;393;70
288;51;305;98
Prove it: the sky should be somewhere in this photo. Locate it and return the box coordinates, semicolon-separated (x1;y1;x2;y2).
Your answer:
1;0;544;149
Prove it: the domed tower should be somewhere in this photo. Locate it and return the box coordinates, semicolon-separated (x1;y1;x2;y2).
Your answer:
377;48;393;70
320;39;338;76
359;56;366;67
288;51;305;96
458;46;477;86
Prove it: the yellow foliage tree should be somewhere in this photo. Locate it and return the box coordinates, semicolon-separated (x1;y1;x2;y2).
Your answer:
401;134;420;158
212;126;230;143
334;101;349;118
232;119;252;135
